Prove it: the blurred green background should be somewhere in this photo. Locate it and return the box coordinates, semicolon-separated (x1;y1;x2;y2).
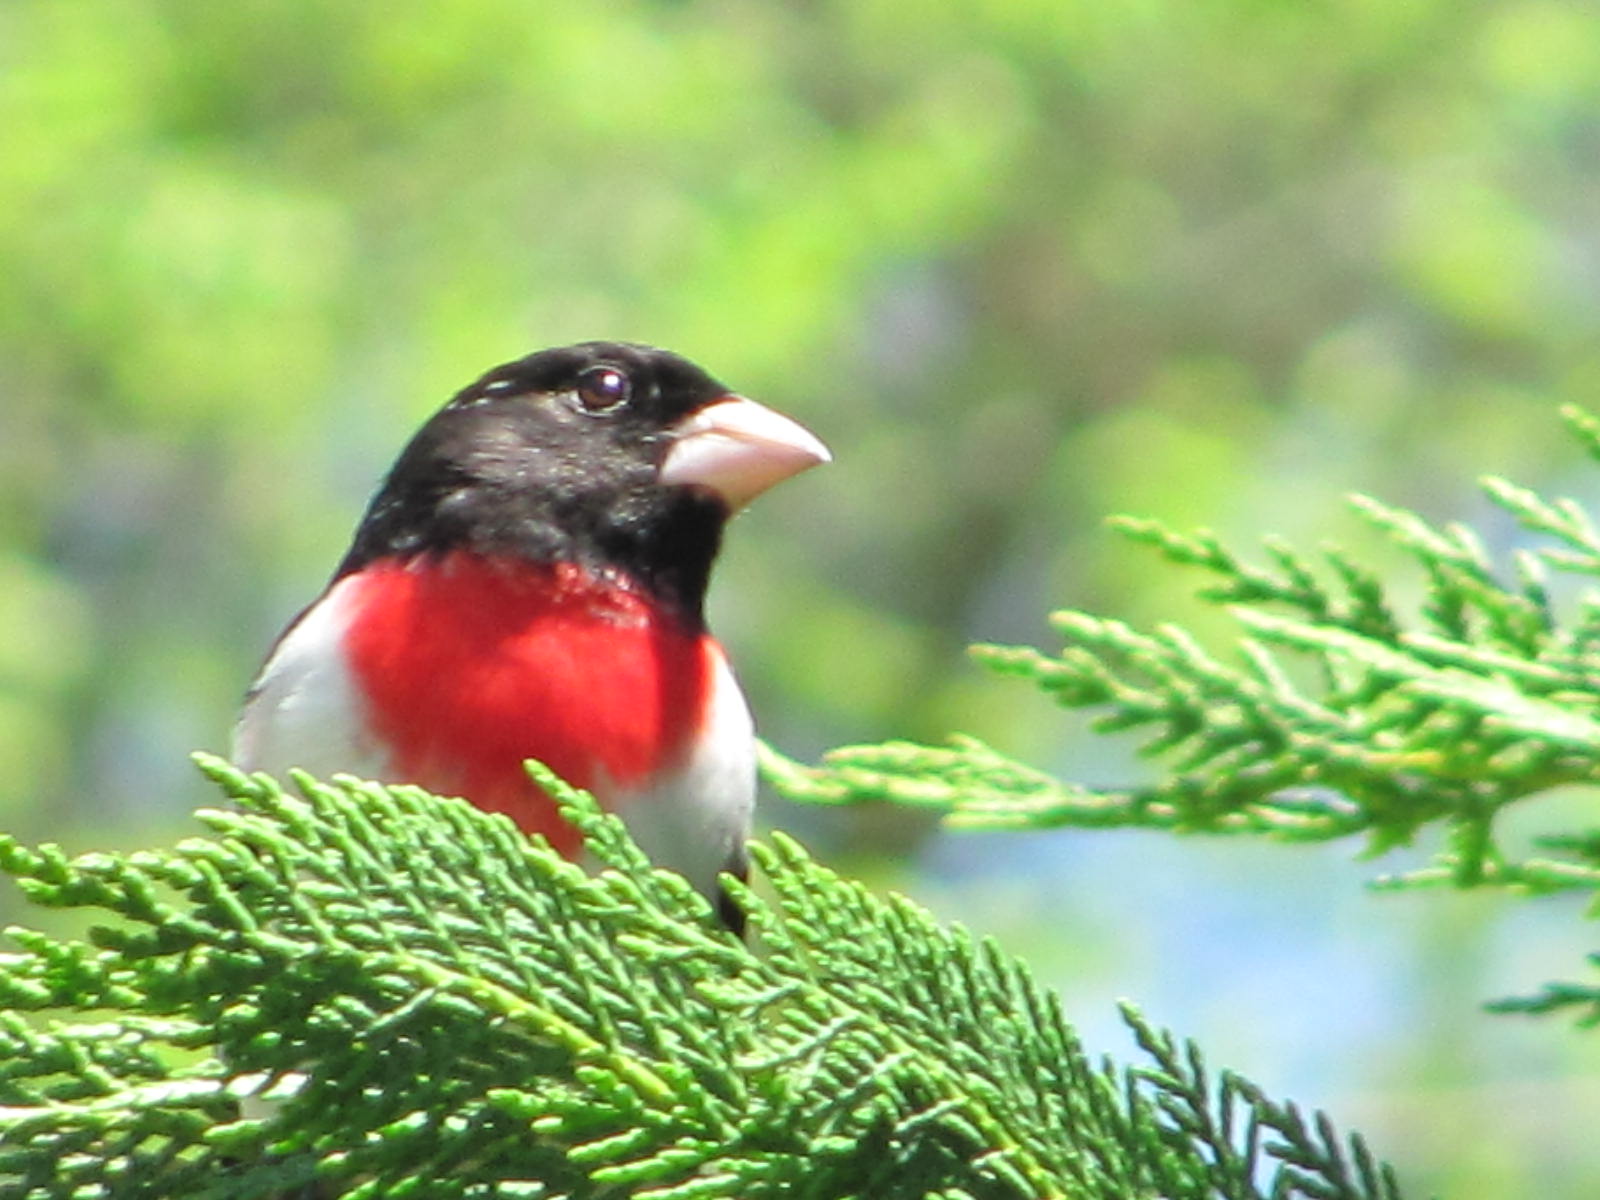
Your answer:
6;1;1600;1194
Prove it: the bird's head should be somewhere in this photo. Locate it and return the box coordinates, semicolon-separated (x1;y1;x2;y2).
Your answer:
337;342;830;615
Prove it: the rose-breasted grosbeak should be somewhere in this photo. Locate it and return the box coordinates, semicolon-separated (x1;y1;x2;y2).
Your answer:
233;342;829;930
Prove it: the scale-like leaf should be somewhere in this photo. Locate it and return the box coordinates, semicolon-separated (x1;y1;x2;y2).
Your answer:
0;760;1402;1198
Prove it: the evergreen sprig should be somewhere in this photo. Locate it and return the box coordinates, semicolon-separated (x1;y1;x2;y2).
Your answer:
0;761;1401;1198
769;406;1600;907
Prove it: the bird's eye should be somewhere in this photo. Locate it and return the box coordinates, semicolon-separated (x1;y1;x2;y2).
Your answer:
575;366;631;413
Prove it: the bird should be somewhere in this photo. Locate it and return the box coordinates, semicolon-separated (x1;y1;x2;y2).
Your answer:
233;341;830;931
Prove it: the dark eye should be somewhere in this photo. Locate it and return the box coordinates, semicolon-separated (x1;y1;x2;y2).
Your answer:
575;366;631;413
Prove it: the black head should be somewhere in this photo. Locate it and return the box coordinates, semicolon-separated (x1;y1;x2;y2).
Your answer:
334;342;827;623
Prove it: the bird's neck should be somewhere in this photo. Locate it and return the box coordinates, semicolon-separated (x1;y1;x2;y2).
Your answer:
336;482;726;630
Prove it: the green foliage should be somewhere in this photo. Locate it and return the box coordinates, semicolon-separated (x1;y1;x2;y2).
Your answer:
8;2;1599;1189
0;760;1402;1198
1485;957;1600;1026
769;406;1600;1002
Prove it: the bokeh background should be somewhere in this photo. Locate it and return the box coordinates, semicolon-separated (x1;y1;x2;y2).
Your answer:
6;1;1600;1194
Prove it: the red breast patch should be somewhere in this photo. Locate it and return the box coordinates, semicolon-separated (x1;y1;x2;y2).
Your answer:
341;552;713;855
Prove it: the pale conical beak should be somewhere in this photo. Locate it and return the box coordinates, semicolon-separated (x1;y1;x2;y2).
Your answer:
660;395;831;510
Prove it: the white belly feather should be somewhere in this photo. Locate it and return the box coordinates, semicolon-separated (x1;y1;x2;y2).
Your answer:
607;647;755;902
233;577;394;785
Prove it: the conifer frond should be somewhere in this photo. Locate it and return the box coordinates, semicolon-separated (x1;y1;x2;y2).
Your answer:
769;408;1600;897
0;761;1402;1198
